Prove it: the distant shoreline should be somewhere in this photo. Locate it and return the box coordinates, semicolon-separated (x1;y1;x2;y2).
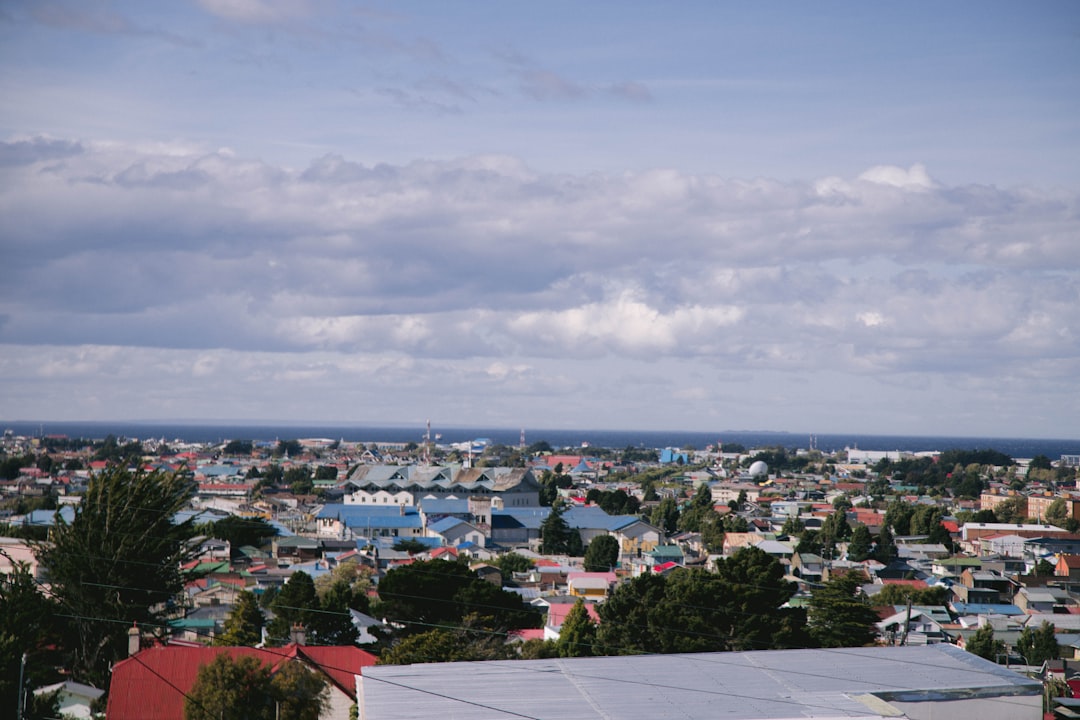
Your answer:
4;420;1078;459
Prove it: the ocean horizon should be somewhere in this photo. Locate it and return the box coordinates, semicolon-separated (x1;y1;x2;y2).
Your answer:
3;420;1078;460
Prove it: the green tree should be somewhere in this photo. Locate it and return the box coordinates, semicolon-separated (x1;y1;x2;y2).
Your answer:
314;465;338;481
596;548;805;655
540;503;582;555
273;440;303;458
994;496;1027;524
270;659;331;720
807;571;879;648
0;563;62;715
392;539;429;555
874;525;898;564
377;620;513;665
221;439;253;456
211;515;279;550
1044;499;1070;529
884;500;915;536
495;552;535;576
1034;558;1057;577
374;560;537;640
713;547;809;651
215;591;265;646
313;559;373;599
284;466;313;495
650;497;680;536
184;655;328;720
1030;455;1053;471
699;510;726;553
966;623;1004;662
558;599;596;657
267;572;319;645
33;466;200;686
309;579;362;645
781;515;805;537
846;525;873;562
819;510;852;559
1017;620;1059;666
185;654;274;720
583;534;620;572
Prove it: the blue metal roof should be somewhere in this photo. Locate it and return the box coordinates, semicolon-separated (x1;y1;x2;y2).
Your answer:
317;503;420;520
419;498;470;514
950;602;1024;616
428;516;471;533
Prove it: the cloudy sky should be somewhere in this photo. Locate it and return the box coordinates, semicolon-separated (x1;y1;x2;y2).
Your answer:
1;1;1078;439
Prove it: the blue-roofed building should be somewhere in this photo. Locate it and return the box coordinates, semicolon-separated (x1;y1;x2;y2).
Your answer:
18;506;76;526
316;503;424;541
488;506;663;556
659;448;690;465
491;508;549;545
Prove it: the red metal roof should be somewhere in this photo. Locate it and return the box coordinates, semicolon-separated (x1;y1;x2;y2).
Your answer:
107;643;377;720
881;579;928;588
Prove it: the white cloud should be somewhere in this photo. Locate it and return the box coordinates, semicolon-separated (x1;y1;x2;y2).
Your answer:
0;137;1078;435
194;0;309;24
858;163;936;190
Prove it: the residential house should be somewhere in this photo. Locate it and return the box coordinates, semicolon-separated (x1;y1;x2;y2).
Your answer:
567;571;617;599
108;643;377;720
876;608;952;646
426;516;485;547
1014;586;1073;614
541;598;601;642
33;680;104;719
791;553;825;583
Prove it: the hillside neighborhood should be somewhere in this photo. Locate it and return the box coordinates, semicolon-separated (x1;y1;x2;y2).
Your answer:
2;429;1080;719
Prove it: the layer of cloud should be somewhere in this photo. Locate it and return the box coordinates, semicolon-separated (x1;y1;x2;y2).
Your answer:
0;136;1077;434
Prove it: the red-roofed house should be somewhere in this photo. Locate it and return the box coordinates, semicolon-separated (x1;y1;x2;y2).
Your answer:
881;578;928;590
107;643;377;720
544;601;602;641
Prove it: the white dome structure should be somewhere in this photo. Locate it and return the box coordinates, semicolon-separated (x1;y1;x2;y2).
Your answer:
748;460;769;479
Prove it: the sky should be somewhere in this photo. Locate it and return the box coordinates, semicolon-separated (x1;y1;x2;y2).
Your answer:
1;1;1078;439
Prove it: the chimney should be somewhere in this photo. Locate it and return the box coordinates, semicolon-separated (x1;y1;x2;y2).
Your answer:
128;622;140;657
290;623;306;646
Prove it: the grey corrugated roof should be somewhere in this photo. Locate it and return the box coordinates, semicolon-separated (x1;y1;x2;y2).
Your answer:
358;645;1040;720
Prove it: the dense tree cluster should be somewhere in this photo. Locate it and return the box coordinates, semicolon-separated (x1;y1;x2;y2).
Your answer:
584;487;640;515
595;548;808;655
874;449;1014;498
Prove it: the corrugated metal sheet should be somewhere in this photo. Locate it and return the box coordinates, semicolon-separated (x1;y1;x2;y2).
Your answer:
359;645;1041;720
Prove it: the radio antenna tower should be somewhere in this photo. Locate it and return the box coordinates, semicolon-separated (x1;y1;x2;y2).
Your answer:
424;419;432;465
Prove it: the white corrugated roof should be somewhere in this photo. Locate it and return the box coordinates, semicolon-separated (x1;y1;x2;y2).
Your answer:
358;645;1040;720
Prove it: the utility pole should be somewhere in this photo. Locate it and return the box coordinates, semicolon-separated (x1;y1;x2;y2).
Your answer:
17;652;27;720
899;596;913;646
